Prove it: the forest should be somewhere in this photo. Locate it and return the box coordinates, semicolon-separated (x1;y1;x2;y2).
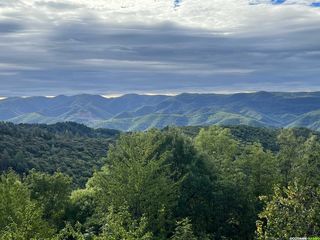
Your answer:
0;122;319;239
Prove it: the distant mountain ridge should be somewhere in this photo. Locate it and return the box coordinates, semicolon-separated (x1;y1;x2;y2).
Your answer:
1;92;320;131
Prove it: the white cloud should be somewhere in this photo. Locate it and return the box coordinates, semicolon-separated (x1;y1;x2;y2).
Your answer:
2;0;318;32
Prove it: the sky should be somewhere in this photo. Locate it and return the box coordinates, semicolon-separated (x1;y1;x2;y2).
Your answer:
0;0;320;96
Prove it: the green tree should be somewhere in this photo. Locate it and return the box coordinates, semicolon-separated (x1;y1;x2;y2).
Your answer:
277;129;305;187
26;170;73;229
94;206;153;240
195;126;239;174
236;143;278;197
12;150;27;172
0;171;53;239
297;135;320;187
68;188;97;225
277;130;320;188
52;223;85;240
0;149;10;172
88;130;179;238
194;126;264;239
171;218;197;240
257;184;320;239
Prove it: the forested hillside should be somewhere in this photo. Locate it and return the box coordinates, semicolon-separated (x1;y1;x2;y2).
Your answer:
0;122;119;186
1;92;320;131
0;123;319;239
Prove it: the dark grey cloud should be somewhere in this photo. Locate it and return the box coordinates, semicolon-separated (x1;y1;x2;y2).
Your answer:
0;21;24;33
0;0;320;96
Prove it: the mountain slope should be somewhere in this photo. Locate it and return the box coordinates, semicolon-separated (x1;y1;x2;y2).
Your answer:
0;122;119;186
1;92;320;131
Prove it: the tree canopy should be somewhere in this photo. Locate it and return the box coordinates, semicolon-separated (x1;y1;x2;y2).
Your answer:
0;123;319;239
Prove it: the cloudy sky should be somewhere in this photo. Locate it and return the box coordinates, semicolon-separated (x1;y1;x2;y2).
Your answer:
0;0;320;96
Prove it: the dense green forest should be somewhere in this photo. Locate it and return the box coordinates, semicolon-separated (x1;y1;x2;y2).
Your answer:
0;122;319;239
0;122;119;186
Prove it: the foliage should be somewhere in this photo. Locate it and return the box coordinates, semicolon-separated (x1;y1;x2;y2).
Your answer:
0;122;119;186
171;218;197;240
52;223;85;240
0;123;320;239
26;170;73;229
68;188;97;226
94;206;153;240
257;184;320;239
236;143;278;197
0;171;54;239
195;126;239;171
88;130;181;238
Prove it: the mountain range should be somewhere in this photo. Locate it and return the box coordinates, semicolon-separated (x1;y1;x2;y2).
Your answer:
1;91;320;131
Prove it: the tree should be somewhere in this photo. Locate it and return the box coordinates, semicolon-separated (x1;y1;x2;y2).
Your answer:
194;127;269;239
87;130;179;238
257;184;320;239
277;129;305;187
277;130;320;188
26;170;73;229
94;206;153;240
12;150;27;173
171;218;197;240
52;223;85;240
161;128;219;237
195;126;239;175
236;143;278;197
297;135;320;187
68;188;97;226
0;171;53;239
0;149;10;172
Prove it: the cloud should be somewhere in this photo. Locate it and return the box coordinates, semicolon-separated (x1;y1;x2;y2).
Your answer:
0;0;319;96
0;21;24;33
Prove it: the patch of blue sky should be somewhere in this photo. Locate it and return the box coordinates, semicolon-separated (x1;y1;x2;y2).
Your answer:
311;2;320;7
271;0;286;4
174;0;182;8
248;0;285;5
249;0;320;6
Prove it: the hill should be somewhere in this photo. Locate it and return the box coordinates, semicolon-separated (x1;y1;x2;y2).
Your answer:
2;122;318;186
0;122;119;186
1;92;320;131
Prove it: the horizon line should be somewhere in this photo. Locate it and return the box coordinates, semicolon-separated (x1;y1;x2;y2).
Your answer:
1;90;320;100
